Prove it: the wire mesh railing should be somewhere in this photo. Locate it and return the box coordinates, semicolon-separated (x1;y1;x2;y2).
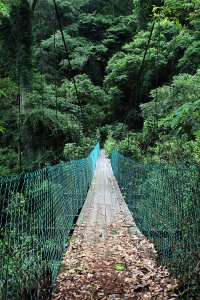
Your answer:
111;150;200;298
0;143;100;300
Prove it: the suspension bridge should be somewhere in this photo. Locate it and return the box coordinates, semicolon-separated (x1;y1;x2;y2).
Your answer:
0;1;199;299
0;143;199;299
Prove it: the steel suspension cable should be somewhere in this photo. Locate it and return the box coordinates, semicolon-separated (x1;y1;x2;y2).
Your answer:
119;21;155;142
130;21;155;107
153;15;179;164
53;0;84;121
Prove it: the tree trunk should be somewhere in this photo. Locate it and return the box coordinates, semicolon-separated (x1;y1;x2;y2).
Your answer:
32;0;38;13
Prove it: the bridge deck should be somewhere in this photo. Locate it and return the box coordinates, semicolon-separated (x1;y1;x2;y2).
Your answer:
77;149;141;238
52;150;174;300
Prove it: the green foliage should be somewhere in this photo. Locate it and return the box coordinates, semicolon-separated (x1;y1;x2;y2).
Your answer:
159;99;200;135
103;15;137;54
117;135;143;159
81;0;133;16
100;122;128;141
104;19;186;119
163;0;197;25
104;137;117;157
0;119;5;132
0;189;46;299
63;137;97;160
78;13;112;41
0;0;199;171
152;72;199;135
105;133;143;160
0;77;18;102
0;2;10;17
133;0;164;29
0;1;21;18
149;137;200;164
22;107;81;168
0;148;18;175
178;41;200;74
139;70;200;163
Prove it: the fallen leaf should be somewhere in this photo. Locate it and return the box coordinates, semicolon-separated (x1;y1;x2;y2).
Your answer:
115;264;125;271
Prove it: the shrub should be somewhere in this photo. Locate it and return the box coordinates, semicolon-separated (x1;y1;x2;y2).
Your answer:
63;137;97;161
104;137;117;157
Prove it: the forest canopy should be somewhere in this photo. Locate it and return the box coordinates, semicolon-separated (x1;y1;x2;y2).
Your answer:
0;0;199;175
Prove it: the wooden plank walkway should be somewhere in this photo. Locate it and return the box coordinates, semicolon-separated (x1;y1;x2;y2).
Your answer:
51;150;175;300
77;149;142;239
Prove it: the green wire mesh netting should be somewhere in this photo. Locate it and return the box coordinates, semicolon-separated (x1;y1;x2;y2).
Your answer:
111;150;200;296
0;143;100;300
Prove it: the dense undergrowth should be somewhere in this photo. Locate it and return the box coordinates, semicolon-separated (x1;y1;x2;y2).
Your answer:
104;71;200;163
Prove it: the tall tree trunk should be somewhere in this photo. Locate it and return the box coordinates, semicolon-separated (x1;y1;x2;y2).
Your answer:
17;0;32;112
31;0;38;13
17;0;33;167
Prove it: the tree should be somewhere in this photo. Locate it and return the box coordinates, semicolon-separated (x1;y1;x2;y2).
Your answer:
31;0;38;12
133;0;164;29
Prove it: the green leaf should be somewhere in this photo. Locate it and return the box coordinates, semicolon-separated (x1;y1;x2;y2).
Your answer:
192;111;200;117
0;3;10;17
111;230;118;235
171;115;181;128
69;268;76;274
115;264;125;271
193;130;200;137
0;120;6;133
0;89;6;97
